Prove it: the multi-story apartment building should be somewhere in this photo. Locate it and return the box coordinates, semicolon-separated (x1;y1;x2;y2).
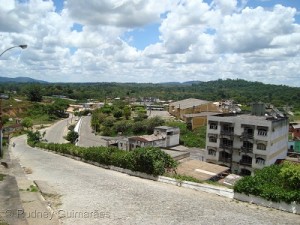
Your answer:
205;103;289;175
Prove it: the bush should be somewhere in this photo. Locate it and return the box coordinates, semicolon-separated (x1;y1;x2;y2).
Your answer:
234;163;300;204
32;138;177;176
66;130;78;144
130;147;178;176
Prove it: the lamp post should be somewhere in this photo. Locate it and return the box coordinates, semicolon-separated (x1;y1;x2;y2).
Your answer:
0;44;27;157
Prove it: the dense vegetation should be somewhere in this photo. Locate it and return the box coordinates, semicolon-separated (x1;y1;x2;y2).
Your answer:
31;141;178;176
234;162;300;204
90;102;206;147
1;79;300;110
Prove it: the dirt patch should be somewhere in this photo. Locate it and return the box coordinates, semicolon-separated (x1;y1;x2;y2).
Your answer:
23;167;33;174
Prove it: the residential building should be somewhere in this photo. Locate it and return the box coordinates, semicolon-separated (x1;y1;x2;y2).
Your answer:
205;103;289;175
118;126;180;151
169;98;220;120
289;123;300;140
183;112;220;130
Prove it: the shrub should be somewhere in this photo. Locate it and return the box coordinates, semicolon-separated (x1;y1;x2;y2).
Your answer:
66;131;78;144
234;163;300;204
31;137;177;176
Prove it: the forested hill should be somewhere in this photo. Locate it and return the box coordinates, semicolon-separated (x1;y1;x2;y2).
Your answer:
1;79;300;110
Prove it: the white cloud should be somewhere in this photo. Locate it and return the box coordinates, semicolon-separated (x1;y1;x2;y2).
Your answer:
0;0;300;86
66;0;173;28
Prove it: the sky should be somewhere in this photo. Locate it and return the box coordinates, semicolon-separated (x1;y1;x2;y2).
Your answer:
0;0;300;86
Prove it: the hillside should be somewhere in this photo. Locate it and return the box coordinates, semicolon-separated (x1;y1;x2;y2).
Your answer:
0;78;299;110
0;76;47;83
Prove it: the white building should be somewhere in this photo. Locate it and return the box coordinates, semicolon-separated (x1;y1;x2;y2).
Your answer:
205;103;289;175
118;126;180;151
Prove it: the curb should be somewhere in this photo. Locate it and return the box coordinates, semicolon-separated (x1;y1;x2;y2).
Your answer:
36;147;234;199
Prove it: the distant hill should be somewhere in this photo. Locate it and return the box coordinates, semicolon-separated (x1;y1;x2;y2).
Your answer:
0;76;47;83
159;81;202;86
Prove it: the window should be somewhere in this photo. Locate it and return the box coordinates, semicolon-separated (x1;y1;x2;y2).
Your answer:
257;143;266;150
258;128;268;136
209;135;217;143
209;122;218;130
208;149;216;156
222;124;234;133
240;155;252;164
243;141;253;149
244;127;254;135
221;138;233;147
256;157;265;165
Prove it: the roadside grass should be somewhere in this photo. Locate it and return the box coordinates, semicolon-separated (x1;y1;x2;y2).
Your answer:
19;185;39;192
164;172;233;188
0;174;6;181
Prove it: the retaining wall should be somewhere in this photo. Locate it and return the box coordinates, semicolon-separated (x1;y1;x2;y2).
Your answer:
234;193;300;215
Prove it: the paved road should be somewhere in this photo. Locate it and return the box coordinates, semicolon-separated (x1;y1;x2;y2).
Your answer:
43;117;72;144
11;136;300;225
77;116;107;147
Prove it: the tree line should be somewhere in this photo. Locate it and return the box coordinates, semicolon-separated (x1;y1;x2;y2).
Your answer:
1;78;300;110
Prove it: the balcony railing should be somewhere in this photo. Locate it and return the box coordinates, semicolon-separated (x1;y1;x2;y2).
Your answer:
219;157;232;163
239;160;252;166
219;143;233;149
240;146;253;153
220;130;234;136
240;132;254;139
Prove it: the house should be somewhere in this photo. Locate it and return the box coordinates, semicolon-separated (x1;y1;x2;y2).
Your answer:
289;123;300;140
169;98;220;121
183;112;220;130
205;103;289;175
118;126;180;151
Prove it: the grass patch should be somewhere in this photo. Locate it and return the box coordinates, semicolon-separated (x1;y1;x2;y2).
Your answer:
26;185;39;192
0;174;6;181
164;173;203;183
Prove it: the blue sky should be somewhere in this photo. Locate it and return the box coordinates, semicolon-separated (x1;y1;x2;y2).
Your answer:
1;0;300;86
52;0;300;51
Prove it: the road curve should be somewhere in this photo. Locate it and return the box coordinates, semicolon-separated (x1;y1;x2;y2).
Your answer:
77;116;107;147
11;135;299;225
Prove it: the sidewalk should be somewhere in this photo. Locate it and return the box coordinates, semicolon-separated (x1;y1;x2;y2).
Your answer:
0;145;60;225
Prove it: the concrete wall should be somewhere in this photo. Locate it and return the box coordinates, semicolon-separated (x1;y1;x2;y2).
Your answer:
234;193;300;215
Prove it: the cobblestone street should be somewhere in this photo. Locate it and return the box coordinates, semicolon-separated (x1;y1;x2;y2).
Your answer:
12;135;300;225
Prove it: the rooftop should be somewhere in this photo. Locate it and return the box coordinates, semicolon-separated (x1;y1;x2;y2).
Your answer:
176;160;229;181
169;98;210;110
129;134;166;142
183;112;220;118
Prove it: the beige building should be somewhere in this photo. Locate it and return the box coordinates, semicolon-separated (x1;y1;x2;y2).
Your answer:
205;104;289;175
169;98;220;120
183;112;220;130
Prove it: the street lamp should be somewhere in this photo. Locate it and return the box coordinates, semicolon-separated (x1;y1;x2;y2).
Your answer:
0;44;27;157
0;45;27;57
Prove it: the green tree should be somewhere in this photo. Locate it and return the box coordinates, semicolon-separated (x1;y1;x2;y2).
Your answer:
27;130;42;144
66;130;78;144
26;85;43;102
146;116;165;134
123;106;131;120
21;117;33;130
102;116;116;128
279;161;300;189
113;109;123;119
113;120;132;134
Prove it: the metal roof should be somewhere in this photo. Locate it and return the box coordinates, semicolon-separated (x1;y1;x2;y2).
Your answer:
169;98;210;110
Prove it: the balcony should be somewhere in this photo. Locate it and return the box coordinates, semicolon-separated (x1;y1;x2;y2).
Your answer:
239;159;252;166
219;157;232;164
240;146;253;153
240;131;254;140
220;130;234;137
219;143;233;150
